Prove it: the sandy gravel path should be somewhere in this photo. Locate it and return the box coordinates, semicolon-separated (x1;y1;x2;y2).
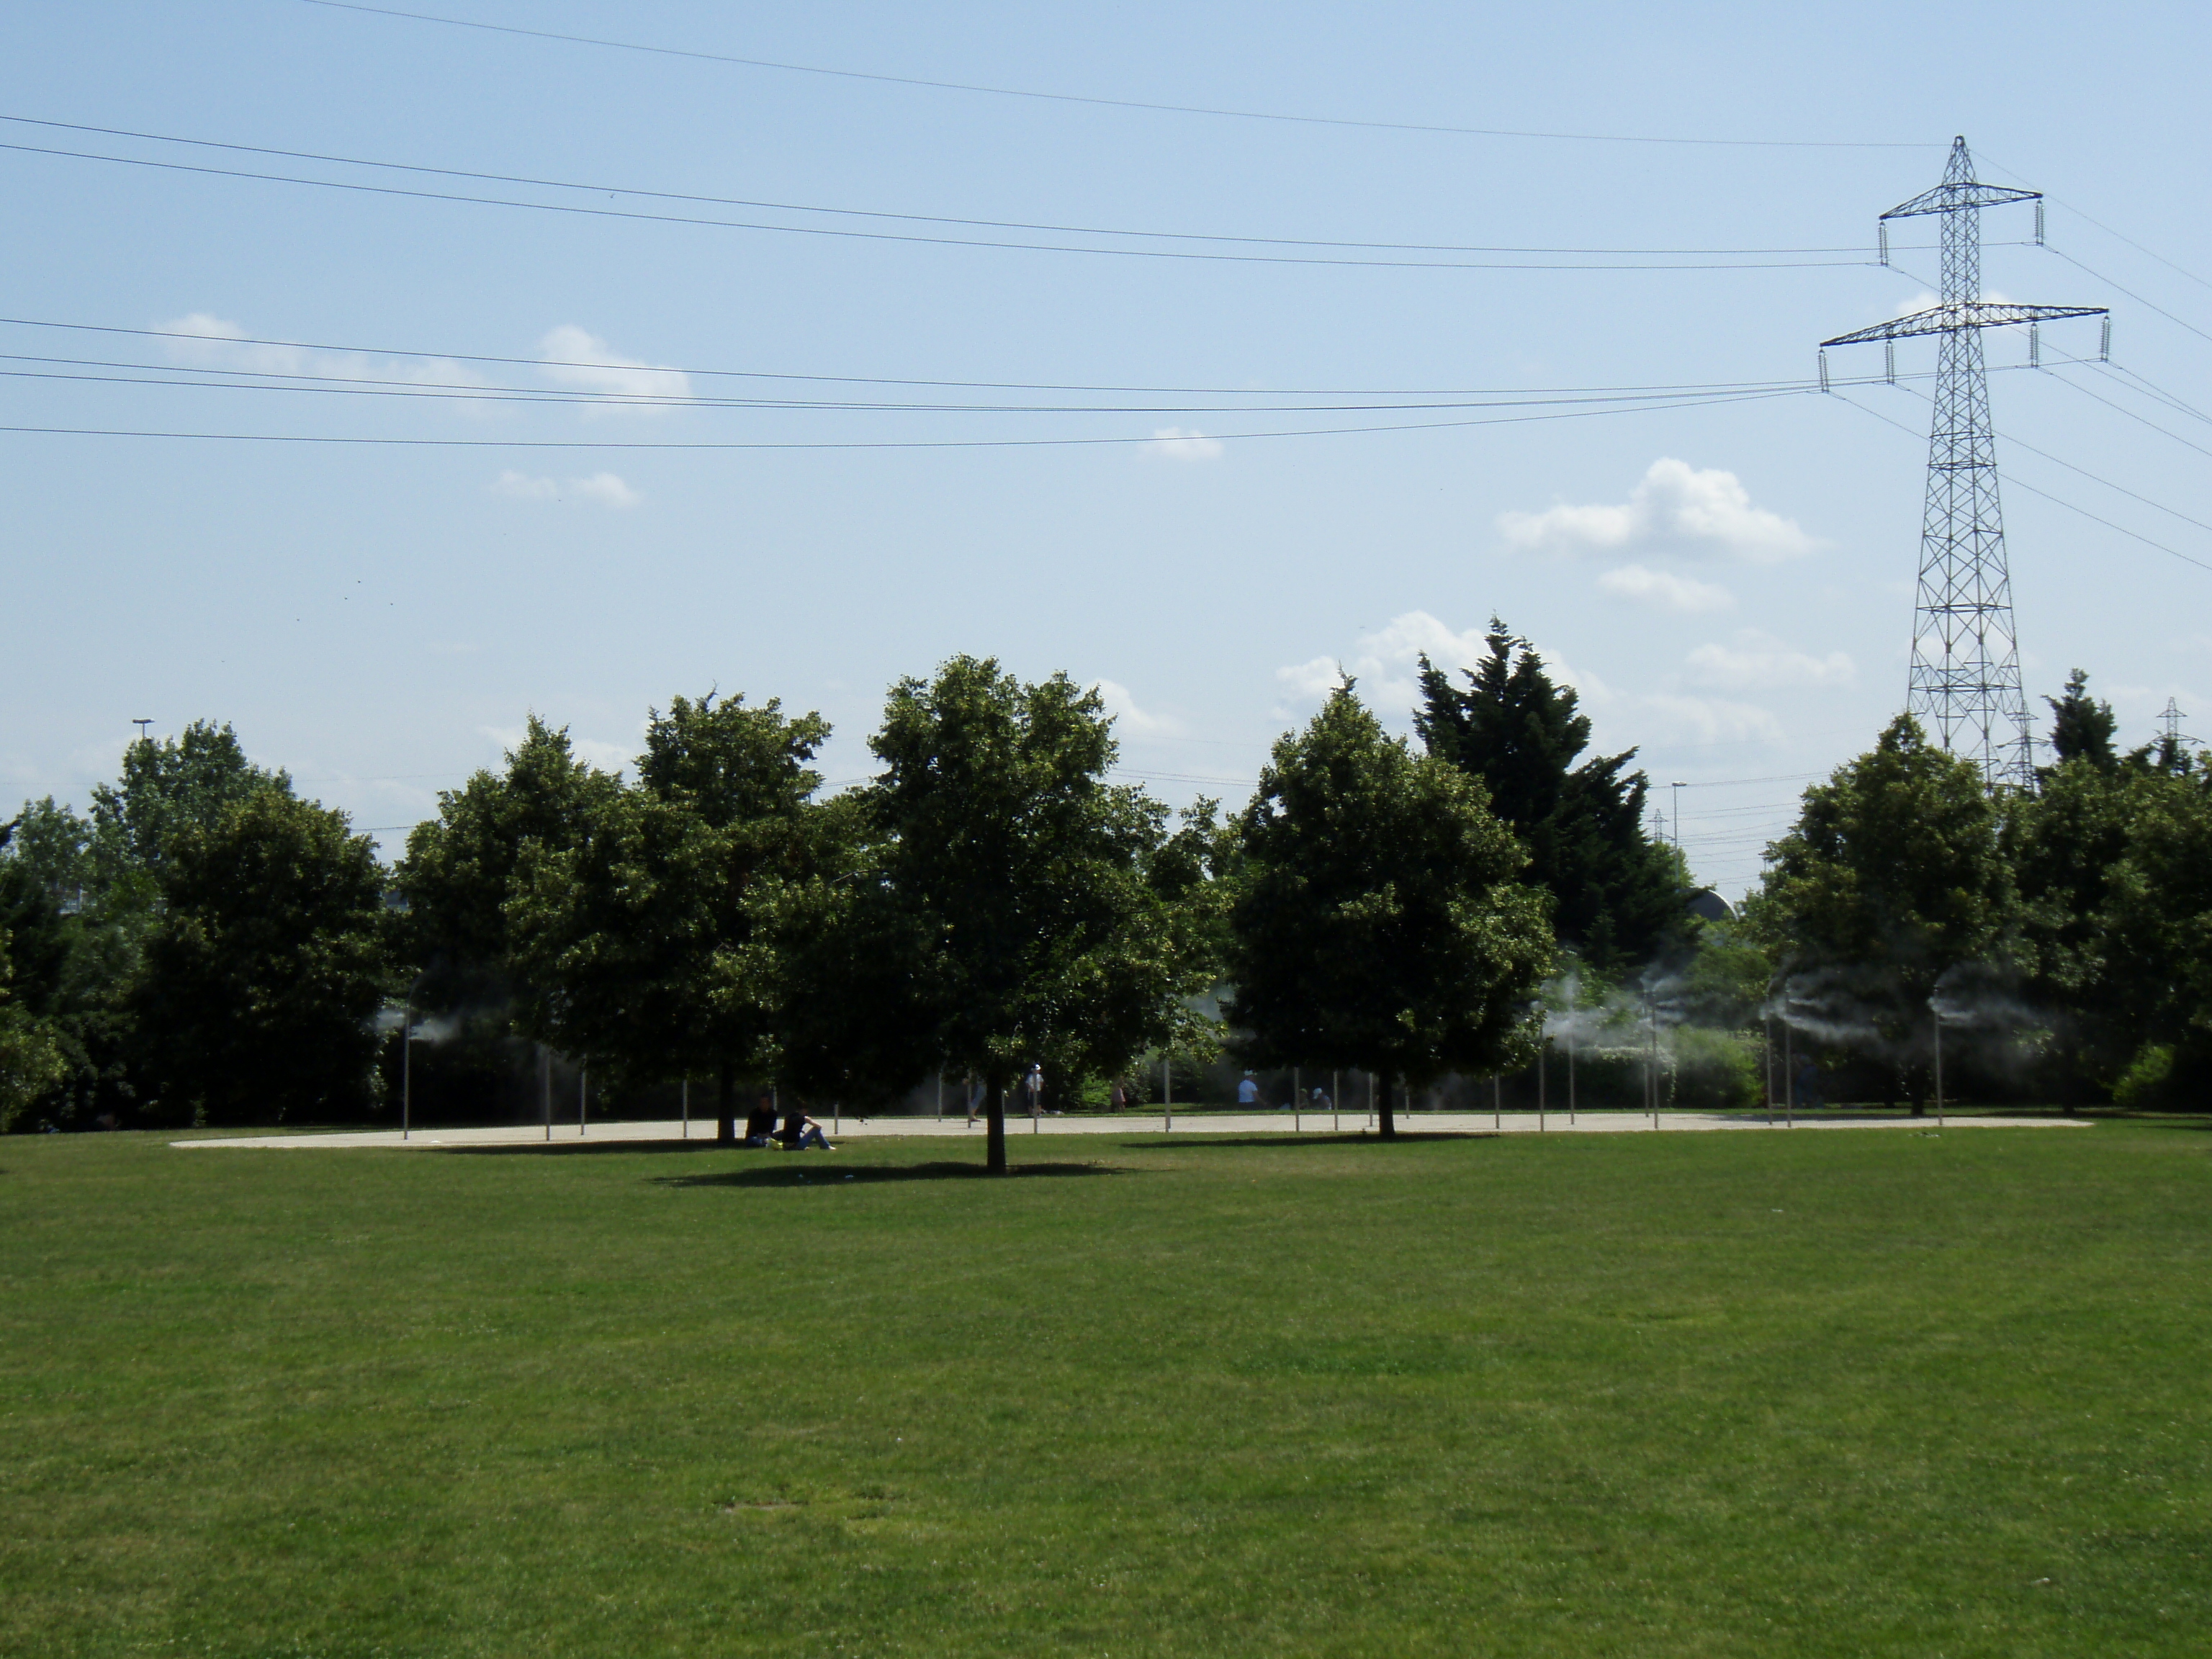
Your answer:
174;1110;2088;1150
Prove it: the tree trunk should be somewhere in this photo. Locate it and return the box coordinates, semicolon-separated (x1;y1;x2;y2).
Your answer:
986;1073;1008;1174
1379;1074;1398;1140
716;1060;737;1143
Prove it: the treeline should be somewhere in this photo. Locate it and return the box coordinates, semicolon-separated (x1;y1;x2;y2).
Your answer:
2;626;1682;1148
1743;674;2212;1110
6;631;2204;1140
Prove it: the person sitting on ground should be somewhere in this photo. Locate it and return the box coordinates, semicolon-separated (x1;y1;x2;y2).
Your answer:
778;1108;833;1151
744;1090;778;1147
1237;1071;1261;1108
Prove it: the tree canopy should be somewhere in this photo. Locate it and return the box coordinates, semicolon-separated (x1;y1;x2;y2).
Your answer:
503;694;830;1137
129;788;387;1125
1749;714;2019;1100
1228;681;1554;1134
866;656;1218;1170
1416;621;1683;973
397;716;620;1015
2042;668;2119;773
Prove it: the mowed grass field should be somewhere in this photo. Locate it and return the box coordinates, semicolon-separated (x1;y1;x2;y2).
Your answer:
3;1123;2208;1657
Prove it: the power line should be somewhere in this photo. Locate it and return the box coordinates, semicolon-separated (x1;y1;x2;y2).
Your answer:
296;0;1936;151
1979;155;2212;298
0;383;1815;451
2042;365;2212;459
0;138;1878;274
1835;391;2212;578
0;315;1835;400
2045;246;2212;349
0;351;1828;418
2099;362;2212;428
1893;371;2212;539
0;115;1896;261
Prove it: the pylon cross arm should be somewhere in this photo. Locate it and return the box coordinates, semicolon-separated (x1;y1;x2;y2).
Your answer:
1821;302;2106;348
1881;181;2039;219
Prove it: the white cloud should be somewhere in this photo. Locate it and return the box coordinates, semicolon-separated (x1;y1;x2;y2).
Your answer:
1144;427;1223;461
491;471;559;502
1095;679;1183;737
570;738;635;772
1596;565;1735;614
158;312;490;405
1274;611;1609;719
538;325;691;405
569;472;642;508
1640;693;1785;745
490;469;641;508
1686;629;1856;691
1497;457;1820;562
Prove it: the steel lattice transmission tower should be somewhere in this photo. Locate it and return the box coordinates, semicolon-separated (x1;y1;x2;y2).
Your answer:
1820;136;2108;788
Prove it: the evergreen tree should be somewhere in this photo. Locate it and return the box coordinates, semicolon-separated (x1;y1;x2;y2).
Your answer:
2042;668;2118;773
1415;620;1683;972
1228;681;1553;1135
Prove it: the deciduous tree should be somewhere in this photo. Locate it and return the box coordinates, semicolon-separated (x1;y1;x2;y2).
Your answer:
1227;681;1553;1136
1750;714;2019;1104
504;694;829;1139
867;657;1217;1172
130;790;387;1125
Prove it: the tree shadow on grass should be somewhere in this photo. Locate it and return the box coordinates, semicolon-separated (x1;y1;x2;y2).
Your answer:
436;1138;773;1158
652;1160;1128;1189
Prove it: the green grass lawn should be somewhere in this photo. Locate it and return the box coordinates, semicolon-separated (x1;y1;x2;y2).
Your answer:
3;1123;2208;1657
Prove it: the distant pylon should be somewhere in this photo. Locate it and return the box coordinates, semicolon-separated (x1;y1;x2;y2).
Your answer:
2157;696;2192;763
1821;137;2108;789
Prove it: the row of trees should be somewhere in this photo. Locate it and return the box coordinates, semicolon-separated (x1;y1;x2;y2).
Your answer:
7;630;1682;1159
14;629;2191;1141
1740;675;2212;1107
1;726;388;1134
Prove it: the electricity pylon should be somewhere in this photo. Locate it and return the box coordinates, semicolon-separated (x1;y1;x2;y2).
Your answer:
1820;136;2108;789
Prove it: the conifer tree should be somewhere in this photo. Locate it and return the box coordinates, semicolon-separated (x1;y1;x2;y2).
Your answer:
1415;620;1683;973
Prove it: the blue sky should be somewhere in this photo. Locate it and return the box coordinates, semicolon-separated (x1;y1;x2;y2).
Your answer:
4;0;2208;898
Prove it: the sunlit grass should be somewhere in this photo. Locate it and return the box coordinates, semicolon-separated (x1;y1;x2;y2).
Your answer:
2;1122;2207;1655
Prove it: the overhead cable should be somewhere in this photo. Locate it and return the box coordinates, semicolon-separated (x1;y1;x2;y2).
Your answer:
0;116;1897;260
0;383;1814;450
2044;246;2212;349
0;138;1876;272
1836;392;2212;578
1896;374;2212;536
0;316;1830;400
296;0;1935;151
0;354;1832;418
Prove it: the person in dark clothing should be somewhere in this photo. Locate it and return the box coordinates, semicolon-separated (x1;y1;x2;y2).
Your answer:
743;1090;778;1146
778;1108;832;1150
